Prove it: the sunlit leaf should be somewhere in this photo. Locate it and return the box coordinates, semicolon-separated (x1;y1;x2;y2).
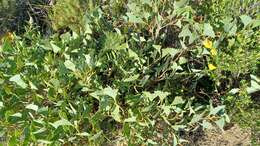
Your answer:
51;119;73;129
26;103;38;112
111;105;121;122
240;15;252;27
9;74;27;89
64;60;76;72
203;23;215;37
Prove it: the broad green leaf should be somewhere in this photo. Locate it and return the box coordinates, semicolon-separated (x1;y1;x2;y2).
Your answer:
11;113;22;118
172;96;185;105
162;105;171;116
111;105;121;122
229;88;239;94
126;13;144;23
247;80;260;94
50;42;61;53
209;105;225;115
252;20;260;28
174;0;188;9
152;45;161;52
128;49;139;60
102;87;118;100
228;24;237;36
154;91;170;102
162;48;179;57
64;60;76;72
51;119;72;129
26;103;38;112
179;25;192;38
251;74;260;83
203;23;215;37
190;114;203;124
215;118;225;130
143;91;157;101
0;102;3;108
240;15;252;27
9;74;28;89
123;74;139;82
171;62;183;71
178;57;187;65
84;24;92;34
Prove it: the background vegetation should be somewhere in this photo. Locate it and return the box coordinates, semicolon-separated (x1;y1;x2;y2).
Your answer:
0;0;259;145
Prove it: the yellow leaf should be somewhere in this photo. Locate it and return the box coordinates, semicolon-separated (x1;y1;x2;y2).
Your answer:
210;48;217;56
203;39;213;49
208;64;217;70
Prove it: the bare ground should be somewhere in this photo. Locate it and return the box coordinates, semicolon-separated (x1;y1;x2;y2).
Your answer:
192;124;252;146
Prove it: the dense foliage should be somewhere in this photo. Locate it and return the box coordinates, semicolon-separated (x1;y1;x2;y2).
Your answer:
0;0;259;145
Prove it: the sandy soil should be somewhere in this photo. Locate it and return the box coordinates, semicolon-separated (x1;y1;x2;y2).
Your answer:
194;124;251;146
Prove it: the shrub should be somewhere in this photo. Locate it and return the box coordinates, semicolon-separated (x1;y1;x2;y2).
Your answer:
0;0;259;145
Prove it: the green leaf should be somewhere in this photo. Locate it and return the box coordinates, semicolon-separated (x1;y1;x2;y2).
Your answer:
90;131;103;141
84;24;92;34
162;48;179;57
102;87;118;100
162;105;171;116
240;15;252;27
228;24;237;36
215;118;225;130
152;45;161;52
25;103;38;112
37;140;52;144
147;139;157;145
33;128;46;134
126;13;144;23
29;81;38;90
123;74;139;82
9;74;28;89
51;119;73;129
203;23;215;37
179;25;192;38
229;88;239;94
11;113;22;118
111;105;121;122
142;91;157;101
172;96;185;105
247;80;260;94
190;114;203;124
154;91;170;102
209;105;225;115
50;42;61;53
174;0;188;9
0;102;3;108
251;74;260;83
252;20;260;28
128;49;139;60
64;60;76;72
124;116;137;123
